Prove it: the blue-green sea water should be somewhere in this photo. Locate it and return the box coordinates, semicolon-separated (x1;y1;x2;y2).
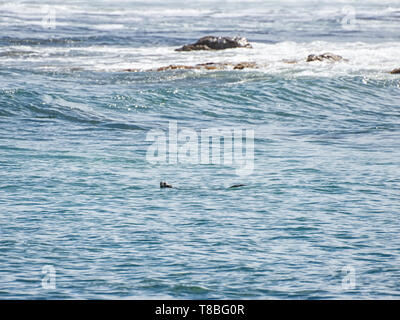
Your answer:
0;0;400;299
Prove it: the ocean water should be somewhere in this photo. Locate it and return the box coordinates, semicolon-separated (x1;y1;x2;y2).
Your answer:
0;0;400;299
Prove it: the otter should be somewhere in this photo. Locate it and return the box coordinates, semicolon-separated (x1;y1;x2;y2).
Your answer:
175;36;252;52
229;184;246;189
159;181;246;189
160;181;173;188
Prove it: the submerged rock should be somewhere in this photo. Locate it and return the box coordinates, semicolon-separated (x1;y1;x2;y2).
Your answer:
175;36;252;51
122;68;140;72
193;62;232;70
156;65;195;72
176;44;211;52
195;62;259;70
233;62;258;70
306;53;345;62
127;61;261;72
390;68;400;74
229;184;246;188
282;59;299;64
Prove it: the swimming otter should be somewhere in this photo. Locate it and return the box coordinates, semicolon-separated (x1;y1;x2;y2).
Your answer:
175;36;252;51
160;181;173;188
159;181;246;189
229;184;246;188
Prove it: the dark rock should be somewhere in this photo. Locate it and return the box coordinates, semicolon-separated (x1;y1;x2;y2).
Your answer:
123;68;140;72
176;44;212;52
390;68;400;74
306;53;345;62
156;65;195;72
233;62;258;70
175;36;252;51
148;61;260;72
195;62;231;70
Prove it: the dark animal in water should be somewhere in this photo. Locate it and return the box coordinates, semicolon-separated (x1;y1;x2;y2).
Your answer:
160;181;173;188
229;184;246;188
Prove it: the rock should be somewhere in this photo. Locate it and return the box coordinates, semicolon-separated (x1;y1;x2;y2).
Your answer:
306;53;345;62
233;62;258;70
195;62;232;70
282;59;298;64
390;68;400;74
123;68;140;72
122;61;263;73
149;61;260;72
175;36;252;51
156;65;195;72
176;44;212;52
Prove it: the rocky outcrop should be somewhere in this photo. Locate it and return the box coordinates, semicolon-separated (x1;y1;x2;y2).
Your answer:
155;62;260;71
281;53;347;64
306;53;345;62
122;68;140;72
175;36;252;51
156;65;195;71
233;62;258;70
123;61;261;72
390;68;400;74
122;52;349;73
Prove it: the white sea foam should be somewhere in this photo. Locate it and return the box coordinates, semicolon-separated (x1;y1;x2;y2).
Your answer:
3;41;398;79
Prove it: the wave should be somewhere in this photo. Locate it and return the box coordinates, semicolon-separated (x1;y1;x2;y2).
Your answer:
0;88;151;130
1;70;398;131
1;1;399;38
0;50;38;58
